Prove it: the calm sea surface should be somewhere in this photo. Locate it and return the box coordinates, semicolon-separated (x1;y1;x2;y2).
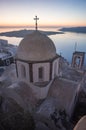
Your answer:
0;27;86;65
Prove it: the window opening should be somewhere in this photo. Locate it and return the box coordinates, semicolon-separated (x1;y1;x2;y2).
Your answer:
38;67;44;80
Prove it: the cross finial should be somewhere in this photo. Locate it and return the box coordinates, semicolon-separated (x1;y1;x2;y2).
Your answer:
34;15;39;30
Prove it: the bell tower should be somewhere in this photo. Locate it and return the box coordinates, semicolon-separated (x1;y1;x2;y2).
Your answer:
71;51;85;69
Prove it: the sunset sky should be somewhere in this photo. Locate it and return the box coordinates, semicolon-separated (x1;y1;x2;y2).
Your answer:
0;0;86;27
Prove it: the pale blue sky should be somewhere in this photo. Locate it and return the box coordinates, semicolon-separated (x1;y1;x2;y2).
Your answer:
0;0;86;27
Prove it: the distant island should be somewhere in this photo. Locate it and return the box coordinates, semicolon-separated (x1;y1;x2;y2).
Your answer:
59;26;86;33
0;29;64;37
0;27;86;38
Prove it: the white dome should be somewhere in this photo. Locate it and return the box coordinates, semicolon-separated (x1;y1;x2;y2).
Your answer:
16;31;56;61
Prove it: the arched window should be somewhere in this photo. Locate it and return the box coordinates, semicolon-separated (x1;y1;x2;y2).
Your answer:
38;67;44;80
21;65;26;78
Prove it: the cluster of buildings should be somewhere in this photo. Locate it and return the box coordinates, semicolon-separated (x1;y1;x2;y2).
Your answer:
0;39;16;67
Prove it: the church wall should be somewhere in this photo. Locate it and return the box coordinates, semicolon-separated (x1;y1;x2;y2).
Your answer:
52;58;59;79
69;99;76;117
16;61;30;82
29;80;53;99
33;62;50;83
67;91;77;117
69;84;81;118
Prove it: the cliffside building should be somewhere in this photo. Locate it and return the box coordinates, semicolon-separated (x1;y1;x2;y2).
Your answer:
16;30;60;99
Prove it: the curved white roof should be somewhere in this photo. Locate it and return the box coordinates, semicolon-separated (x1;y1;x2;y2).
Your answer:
16;31;56;61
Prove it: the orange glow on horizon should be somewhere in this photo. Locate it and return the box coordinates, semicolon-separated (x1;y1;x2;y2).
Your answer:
0;0;86;29
0;18;86;28
0;22;86;28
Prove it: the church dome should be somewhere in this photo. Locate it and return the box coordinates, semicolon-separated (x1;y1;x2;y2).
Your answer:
16;31;56;61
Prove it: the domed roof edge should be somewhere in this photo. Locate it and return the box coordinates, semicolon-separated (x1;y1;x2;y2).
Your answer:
16;30;57;61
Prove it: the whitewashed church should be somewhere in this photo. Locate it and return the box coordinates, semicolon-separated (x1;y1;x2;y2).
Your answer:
15;16;60;99
15;30;60;99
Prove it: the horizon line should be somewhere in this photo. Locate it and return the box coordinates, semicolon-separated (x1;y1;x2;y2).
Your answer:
0;25;86;28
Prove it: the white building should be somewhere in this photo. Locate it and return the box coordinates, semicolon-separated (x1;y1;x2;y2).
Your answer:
0;39;8;47
16;30;60;99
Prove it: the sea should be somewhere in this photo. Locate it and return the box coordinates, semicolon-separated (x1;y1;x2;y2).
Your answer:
0;27;86;65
